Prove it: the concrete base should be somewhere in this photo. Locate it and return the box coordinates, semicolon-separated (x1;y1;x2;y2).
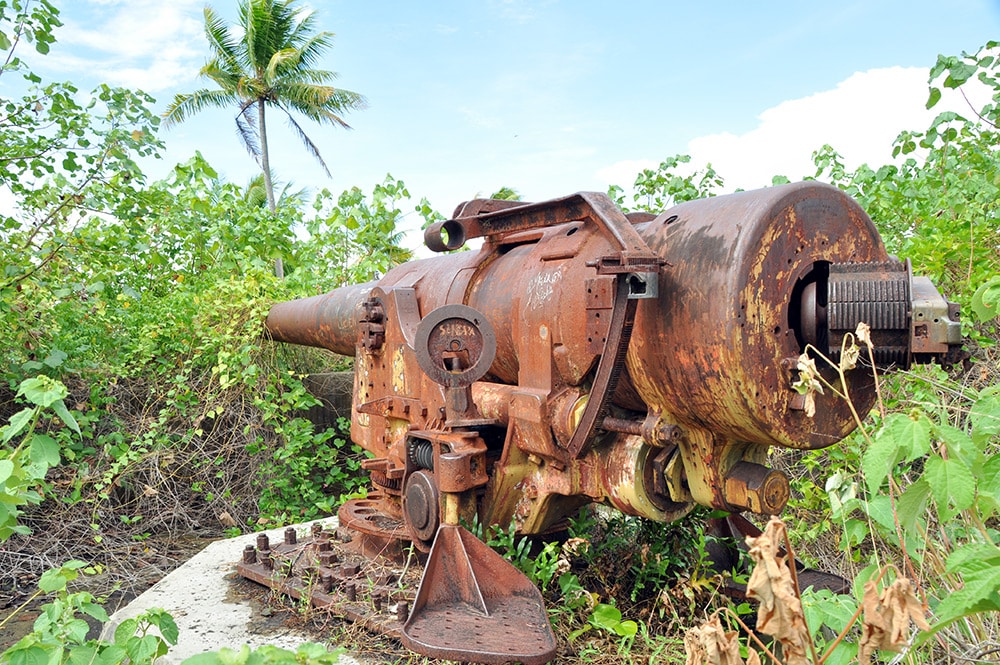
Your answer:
104;518;360;664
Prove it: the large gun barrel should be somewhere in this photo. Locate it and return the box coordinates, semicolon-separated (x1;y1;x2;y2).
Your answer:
265;282;374;355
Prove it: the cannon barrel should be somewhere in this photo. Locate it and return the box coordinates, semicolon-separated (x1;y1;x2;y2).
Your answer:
265;282;374;356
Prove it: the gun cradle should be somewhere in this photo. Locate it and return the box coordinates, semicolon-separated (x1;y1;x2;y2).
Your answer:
254;182;960;663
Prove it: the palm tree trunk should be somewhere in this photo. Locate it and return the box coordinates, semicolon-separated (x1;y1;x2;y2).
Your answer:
258;101;284;278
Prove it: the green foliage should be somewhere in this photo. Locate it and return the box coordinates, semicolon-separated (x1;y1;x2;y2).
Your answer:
301;175;415;286
608;154;724;213
972;275;1000;322
587;603;639;650
0;561;178;665
180;643;343;665
483;521;564;591
799;587;859;665
488;186;521;201
0;376;79;540
256;417;366;523
0;0;60;64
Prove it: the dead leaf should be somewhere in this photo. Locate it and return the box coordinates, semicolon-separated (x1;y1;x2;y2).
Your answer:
142;484;158;497
858;577;929;662
855;321;873;348
684;613;745;665
217;511;237;528
744;517;811;665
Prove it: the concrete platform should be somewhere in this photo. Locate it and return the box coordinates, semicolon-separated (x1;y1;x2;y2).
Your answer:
104;518;361;664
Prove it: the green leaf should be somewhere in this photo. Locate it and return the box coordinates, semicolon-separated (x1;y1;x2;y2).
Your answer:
945;542;1000;572
935;423;982;467
6;645;52;665
149;609;180;645
38;567;70;592
81;600;110;623
934;559;1000;622
29;434;60;467
925;455;976;513
3;407;36;444
51;400;80;434
0;459;14;484
863;494;896;533
41;348;67;368
926;87;942;109
17;376;68;408
897;478;931;534
124;634;161;664
67;644;100;665
179;654;226;665
114;618;139;646
944;61;978;88
615;619;638;637
970;388;1000;447
972;276;1000;322
65;618;90;644
589;603;623;631
863;412;930;493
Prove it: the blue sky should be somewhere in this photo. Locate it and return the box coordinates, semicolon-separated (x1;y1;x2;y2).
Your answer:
24;0;1000;240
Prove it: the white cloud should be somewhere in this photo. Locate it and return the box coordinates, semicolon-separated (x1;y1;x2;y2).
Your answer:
56;1;204;92
599;66;994;196
685;66;992;191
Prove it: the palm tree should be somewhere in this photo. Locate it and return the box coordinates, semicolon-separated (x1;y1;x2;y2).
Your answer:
163;0;366;274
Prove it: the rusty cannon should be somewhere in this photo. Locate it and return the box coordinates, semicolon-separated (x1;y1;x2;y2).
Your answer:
242;182;961;664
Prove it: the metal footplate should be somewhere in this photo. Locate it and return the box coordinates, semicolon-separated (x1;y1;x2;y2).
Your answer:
401;525;557;665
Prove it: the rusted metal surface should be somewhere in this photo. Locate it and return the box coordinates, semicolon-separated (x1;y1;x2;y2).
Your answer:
236;522;418;639
253;182;962;664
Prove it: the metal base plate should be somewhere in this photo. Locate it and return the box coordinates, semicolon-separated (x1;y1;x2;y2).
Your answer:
236;522;421;639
